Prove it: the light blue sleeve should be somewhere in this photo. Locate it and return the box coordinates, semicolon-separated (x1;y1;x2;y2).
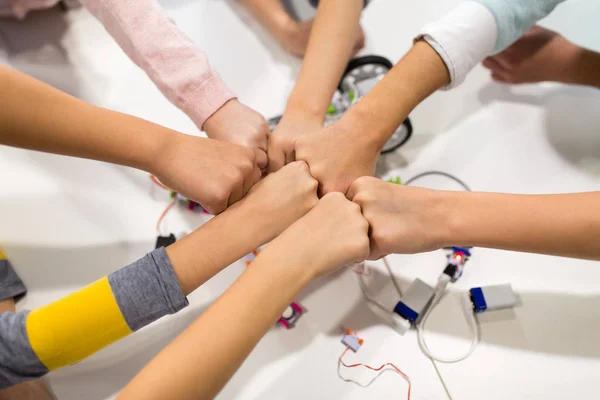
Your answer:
474;0;568;52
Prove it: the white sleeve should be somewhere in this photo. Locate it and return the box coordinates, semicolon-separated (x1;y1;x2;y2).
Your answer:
414;1;498;89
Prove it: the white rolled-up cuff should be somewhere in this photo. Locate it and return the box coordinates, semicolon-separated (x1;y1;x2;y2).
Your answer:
415;1;498;90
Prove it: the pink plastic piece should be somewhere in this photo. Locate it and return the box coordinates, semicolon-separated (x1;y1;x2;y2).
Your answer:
291;302;303;313
277;318;290;329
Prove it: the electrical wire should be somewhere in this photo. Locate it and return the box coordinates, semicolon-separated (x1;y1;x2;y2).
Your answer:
156;199;177;235
404;171;472;192
430;358;454;400
416;275;479;363
337;347;412;399
382;256;403;297
150;175;169;190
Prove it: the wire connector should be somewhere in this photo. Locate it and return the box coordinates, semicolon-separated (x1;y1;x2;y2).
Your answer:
392;279;434;323
341;329;364;353
469;283;517;313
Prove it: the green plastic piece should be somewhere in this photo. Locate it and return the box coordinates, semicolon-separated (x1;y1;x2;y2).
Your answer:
348;89;355;103
327;104;336;115
387;177;402;185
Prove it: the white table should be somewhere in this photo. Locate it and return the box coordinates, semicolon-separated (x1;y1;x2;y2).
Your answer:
0;0;599;399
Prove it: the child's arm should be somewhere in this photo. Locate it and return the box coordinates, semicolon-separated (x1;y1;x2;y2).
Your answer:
0;65;262;214
295;0;567;195
118;192;369;400
80;0;268;167
348;177;600;261
268;0;364;173
295;40;449;195
0;162;318;389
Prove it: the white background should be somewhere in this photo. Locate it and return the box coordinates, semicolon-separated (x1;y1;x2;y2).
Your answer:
0;0;600;399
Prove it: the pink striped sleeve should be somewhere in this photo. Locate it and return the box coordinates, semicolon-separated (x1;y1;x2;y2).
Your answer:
81;0;236;128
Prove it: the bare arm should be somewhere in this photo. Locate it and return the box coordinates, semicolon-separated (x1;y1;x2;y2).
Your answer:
348;177;600;260
118;193;369;400
341;40;450;151
294;41;449;194
0;65;262;214
268;0;364;172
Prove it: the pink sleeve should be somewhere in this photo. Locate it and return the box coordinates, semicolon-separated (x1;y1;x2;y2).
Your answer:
80;0;236;128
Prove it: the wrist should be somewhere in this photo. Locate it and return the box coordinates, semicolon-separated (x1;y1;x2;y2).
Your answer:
564;46;600;88
256;237;317;286
436;190;475;248
338;108;389;153
283;98;327;125
136;123;180;175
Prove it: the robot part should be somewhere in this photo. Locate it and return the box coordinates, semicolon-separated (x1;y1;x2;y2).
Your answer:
341;329;364;352
268;55;413;154
443;246;471;282
277;302;305;329
470;283;517;313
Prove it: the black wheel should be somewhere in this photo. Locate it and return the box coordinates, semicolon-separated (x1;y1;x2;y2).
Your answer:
381;117;412;154
339;55;394;92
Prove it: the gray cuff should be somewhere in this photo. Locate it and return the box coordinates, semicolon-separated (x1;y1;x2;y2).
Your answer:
0;310;49;389
108;247;188;332
0;258;27;302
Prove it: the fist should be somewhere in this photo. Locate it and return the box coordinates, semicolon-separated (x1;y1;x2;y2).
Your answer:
154;133;261;215
267;116;321;174
240;161;319;243
347;176;446;259
276;192;370;278
295;124;379;196
203;99;269;170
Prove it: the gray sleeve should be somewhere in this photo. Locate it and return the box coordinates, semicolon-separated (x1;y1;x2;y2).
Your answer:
0;258;27;302
0;310;49;389
108;247;189;332
474;0;567;52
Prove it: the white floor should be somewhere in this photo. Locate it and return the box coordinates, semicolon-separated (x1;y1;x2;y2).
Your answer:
1;0;600;399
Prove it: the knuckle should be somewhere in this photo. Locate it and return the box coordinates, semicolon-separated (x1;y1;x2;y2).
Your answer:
352;176;371;191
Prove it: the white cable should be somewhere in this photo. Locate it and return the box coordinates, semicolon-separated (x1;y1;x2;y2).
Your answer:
382;256;403;297
416;275;480;363
430;358;454;400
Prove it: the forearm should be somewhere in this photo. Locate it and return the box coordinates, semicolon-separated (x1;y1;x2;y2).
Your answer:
0;66;172;173
81;0;235;128
166;198;272;295
440;191;600;260
119;246;312;400
284;0;363;122
341;41;449;150
0;248;186;389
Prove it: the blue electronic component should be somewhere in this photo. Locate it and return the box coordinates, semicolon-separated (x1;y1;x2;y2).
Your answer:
470;287;487;312
392;279;434;323
469;284;517;313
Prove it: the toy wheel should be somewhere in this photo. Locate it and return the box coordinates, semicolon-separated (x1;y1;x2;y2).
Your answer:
339;55;393;92
267;115;282;132
382;117;412;154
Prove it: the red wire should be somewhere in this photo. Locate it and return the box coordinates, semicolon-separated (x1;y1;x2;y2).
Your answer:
339;347;412;399
150;175;169;190
156;199;177;233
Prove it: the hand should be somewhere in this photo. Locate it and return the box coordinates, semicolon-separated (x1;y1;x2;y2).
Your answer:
277;19;364;57
203;99;269;171
347;177;449;259
236;161;319;243
482;26;580;85
153;133;261;215
267;115;322;174
295;123;379;196
271;192;369;278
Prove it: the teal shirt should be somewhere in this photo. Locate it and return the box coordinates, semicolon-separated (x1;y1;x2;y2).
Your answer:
475;0;567;53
